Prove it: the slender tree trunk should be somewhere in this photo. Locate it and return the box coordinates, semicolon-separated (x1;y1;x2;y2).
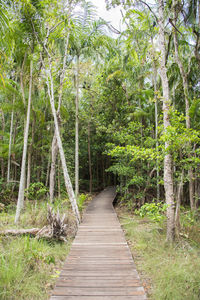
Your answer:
151;36;160;201
49;9;71;201
75;55;80;198
88;122;92;194
194;2;200;68
46;62;80;224
96;157;99;188
15;60;33;223
0;109;5;179
173;2;195;210
45;151;51;187
158;0;175;242
175;169;184;235
102;156;105;188
20;53;27;106
26;117;35;190
58;158;61;198
27;151;31;188
7;99;15;182
50;133;58;202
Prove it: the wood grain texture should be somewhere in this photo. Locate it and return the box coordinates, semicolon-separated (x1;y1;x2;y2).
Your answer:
49;187;147;300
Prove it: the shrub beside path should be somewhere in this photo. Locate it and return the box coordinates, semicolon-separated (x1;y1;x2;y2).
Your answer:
50;187;147;300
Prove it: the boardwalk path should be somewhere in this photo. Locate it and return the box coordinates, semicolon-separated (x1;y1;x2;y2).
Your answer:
50;187;147;300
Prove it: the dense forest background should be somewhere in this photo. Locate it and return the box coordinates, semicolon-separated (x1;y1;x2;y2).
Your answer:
0;0;200;241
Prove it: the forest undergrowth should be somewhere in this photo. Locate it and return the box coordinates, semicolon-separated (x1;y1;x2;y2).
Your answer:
0;195;89;300
117;206;200;300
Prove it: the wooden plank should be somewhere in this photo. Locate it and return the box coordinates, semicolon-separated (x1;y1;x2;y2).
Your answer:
61;265;137;271
52;287;145;296
49;187;146;300
50;296;147;300
60;271;139;277
55;279;141;287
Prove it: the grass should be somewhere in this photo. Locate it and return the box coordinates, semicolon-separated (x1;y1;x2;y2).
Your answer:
0;198;76;300
117;209;200;300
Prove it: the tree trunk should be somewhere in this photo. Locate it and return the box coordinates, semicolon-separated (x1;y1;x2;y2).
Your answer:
58;158;61;198
175;169;184;235
0;108;5;179
49;9;71;202
151;35;160;201
75;55;80;198
27;151;31;189
7;99;15;182
173;2;195;210
15;60;33;223
46;62;80;225
46;150;51;187
158;0;175;242
50;132;59;202
27;117;35;190
102;156;105;189
88;122;92;194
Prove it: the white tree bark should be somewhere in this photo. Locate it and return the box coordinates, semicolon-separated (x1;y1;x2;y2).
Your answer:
175;169;184;234
49;10;71;201
15;60;33;223
151;35;160;201
50;133;58;202
173;2;195;210
158;0;175;242
75;55;80;198
7;98;15;182
46;62;80;225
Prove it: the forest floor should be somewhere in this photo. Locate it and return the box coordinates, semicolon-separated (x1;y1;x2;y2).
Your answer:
0;195;200;300
0;198;78;300
117;206;200;300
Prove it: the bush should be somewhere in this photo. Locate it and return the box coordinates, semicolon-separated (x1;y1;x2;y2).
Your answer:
77;194;88;212
25;182;48;200
135;201;168;223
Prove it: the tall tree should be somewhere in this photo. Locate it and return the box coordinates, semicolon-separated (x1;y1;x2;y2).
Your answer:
15;59;33;223
173;0;195;210
157;0;175;241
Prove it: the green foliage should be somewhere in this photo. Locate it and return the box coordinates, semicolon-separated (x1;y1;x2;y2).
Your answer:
120;213;200;300
135;202;168;223
0;181;16;205
25;182;48;200
0;197;75;300
0;236;70;300
77;193;88;212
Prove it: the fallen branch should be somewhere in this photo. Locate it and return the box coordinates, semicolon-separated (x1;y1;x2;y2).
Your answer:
0;205;68;242
0;228;40;236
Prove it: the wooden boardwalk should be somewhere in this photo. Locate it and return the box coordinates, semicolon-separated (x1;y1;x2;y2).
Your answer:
50;187;147;300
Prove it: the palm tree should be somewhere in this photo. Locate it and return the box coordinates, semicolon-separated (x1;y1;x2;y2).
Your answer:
69;0;109;197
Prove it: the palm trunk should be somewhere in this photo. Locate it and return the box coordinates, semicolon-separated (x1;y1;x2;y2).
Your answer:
26;118;35;190
58;158;61;198
88;122;92;194
27;151;31;189
175;169;184;235
49;9;71;202
7;98;15;182
158;0;175;242
151;35;160;201
0;109;5;179
46;62;80;224
50;132;58;202
75;55;80;198
15;60;33;223
45;151;51;187
173;3;194;210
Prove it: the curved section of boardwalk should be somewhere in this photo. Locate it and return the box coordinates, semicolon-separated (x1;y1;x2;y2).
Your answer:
50;187;147;300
